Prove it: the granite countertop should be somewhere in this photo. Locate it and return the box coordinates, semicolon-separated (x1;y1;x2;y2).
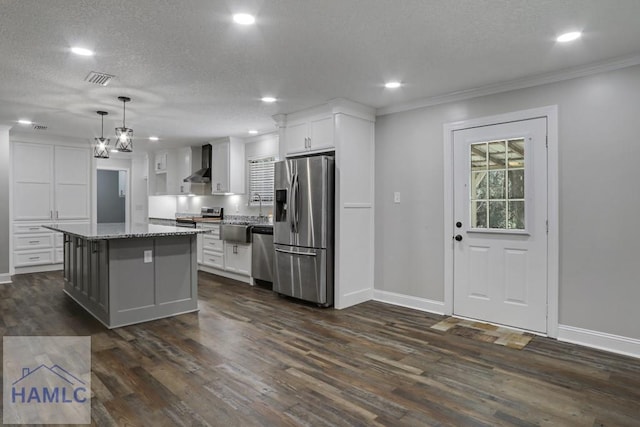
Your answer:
44;223;209;240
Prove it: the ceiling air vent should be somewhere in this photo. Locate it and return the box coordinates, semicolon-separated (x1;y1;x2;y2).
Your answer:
33;124;48;130
84;71;115;86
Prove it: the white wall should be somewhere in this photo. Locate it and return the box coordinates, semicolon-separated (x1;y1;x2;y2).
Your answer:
375;64;640;340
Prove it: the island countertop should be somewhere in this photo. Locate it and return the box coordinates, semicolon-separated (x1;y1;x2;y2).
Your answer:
43;222;208;240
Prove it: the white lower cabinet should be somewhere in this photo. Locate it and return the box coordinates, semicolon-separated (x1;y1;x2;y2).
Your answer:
197;223;252;279
13;221;87;269
224;242;251;276
199;224;224;269
15;250;54;267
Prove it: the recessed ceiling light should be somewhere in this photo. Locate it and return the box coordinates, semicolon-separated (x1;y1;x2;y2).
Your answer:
233;13;256;25
385;81;402;89
248;130;258;135
71;46;95;56
556;31;582;43
261;97;277;103
111;149;119;153
149;136;159;141
18;119;33;125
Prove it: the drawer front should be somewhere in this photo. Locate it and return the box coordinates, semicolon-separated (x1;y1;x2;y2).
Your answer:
202;250;224;269
14;224;52;234
15;250;54;267
202;236;224;252
14;234;54;250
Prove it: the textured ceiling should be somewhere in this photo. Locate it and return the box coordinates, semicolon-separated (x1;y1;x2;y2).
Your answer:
1;0;640;151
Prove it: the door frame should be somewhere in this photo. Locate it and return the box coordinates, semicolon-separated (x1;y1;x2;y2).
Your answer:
443;106;559;337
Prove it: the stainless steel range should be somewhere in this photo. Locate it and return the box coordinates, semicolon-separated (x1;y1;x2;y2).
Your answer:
175;207;223;228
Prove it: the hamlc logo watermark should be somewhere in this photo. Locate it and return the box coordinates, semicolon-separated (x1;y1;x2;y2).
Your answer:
3;336;91;424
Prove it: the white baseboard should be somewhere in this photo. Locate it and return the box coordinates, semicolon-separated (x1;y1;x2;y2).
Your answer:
14;264;63;275
335;288;374;309
558;324;640;359
198;265;252;285
373;289;446;315
0;273;12;284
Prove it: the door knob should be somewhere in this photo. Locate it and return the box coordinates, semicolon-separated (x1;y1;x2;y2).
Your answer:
454;235;463;241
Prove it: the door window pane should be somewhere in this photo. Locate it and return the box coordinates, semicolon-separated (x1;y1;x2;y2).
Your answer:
507;139;525;168
487;140;506;169
508;169;524;199
472;201;487;228
471;172;487;200
508;201;525;229
469;138;525;231
488;170;505;199
489;201;506;229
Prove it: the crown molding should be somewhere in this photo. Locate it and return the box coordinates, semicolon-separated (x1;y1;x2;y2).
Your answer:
376;53;640;117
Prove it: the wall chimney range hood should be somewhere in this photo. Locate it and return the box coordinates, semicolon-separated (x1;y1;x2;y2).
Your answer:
184;144;212;183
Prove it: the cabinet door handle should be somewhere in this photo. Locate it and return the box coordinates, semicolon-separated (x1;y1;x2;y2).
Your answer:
55;211;59;219
50;211;53;219
28;256;40;260
29;240;40;244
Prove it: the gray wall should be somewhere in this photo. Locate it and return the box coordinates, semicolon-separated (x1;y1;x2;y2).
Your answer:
0;126;10;275
97;170;125;223
375;64;640;339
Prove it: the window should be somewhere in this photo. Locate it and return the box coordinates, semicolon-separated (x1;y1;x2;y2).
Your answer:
470;138;525;230
248;156;275;206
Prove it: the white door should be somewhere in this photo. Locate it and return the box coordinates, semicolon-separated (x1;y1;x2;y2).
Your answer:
453;118;548;333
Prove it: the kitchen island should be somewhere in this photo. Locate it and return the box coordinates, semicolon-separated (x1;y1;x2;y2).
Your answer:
44;223;207;328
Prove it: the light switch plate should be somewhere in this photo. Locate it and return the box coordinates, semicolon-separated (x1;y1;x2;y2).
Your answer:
144;250;152;263
394;192;401;203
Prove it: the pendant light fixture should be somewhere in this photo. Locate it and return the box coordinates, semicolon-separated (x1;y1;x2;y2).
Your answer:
94;111;110;159
114;96;133;152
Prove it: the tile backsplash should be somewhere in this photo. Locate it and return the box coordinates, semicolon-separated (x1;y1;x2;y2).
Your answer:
161;194;273;217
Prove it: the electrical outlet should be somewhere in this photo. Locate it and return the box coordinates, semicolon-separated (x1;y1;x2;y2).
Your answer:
144;250;152;263
394;192;401;203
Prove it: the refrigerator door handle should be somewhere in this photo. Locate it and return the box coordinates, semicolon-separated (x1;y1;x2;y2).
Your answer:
294;173;300;233
275;248;317;257
289;173;296;233
290;173;300;233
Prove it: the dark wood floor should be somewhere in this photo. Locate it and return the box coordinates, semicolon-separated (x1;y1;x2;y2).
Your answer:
1;271;639;426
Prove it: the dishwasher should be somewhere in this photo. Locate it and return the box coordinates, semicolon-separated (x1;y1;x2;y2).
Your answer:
251;225;274;285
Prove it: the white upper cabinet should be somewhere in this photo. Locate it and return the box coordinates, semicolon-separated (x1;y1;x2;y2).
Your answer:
13;143;53;221
12;143;89;221
54;146;90;220
211;137;245;194
281;114;333;156
150;147;196;195
176;146;192;195
154;151;167;172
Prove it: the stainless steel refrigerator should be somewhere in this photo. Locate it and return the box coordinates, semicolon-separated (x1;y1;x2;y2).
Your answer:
273;155;334;306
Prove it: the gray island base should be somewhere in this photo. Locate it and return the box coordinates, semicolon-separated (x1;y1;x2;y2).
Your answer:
44;223;206;328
